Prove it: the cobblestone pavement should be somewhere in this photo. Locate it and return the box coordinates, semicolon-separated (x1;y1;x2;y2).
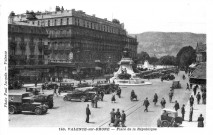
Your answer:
9;71;205;127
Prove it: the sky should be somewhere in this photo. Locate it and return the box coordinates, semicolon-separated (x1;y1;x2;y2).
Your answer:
2;0;207;34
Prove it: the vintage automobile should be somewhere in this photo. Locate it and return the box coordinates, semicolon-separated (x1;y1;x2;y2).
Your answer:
26;87;54;108
63;88;96;102
172;81;181;89
77;82;90;88
157;108;183;127
161;74;175;81
42;82;58;90
94;83;119;94
58;82;75;93
9;93;48;115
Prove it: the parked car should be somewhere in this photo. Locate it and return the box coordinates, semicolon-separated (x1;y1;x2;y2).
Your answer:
157;108;183;127
9;93;48;115
161;74;175;81
77;82;90;88
42;82;58;90
172;81;181;89
63;89;96;102
58;82;75;93
95;83;119;94
26;87;54;109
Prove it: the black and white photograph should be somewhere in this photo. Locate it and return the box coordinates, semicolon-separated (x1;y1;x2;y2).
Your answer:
0;0;212;134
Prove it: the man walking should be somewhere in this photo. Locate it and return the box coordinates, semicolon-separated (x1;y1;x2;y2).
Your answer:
100;91;104;101
160;98;166;109
186;83;190;90
189;105;193;122
197;114;204;127
181;104;185;120
121;110;126;127
153;93;158;105
109;108;115;126
173;100;180;111
86;104;91;123
202;91;206;104
196;92;201;104
53;85;58;97
193;85;198;96
115;109;121;119
189;95;194;107
169;90;173;103
116;87;121;98
143;97;150;112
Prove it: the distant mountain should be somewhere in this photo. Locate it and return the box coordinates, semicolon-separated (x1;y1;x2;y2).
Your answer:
130;32;206;58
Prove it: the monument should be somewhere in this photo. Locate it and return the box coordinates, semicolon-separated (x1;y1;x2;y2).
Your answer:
110;48;152;86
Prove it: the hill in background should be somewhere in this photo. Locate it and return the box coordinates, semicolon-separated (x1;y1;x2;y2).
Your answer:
130;32;206;58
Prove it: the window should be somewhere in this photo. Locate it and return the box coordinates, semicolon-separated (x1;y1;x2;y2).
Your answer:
61;19;63;25
55;19;57;26
67;18;69;25
38;21;40;26
48;20;50;26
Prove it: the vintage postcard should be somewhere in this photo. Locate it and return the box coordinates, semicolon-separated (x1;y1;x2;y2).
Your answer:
0;0;211;135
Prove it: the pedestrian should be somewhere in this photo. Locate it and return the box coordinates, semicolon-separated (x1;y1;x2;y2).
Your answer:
169;90;173;103
160;98;166;109
121;110;126;127
189;95;194;106
161;77;163;82
86;104;91;123
111;92;116;103
196;92;201;104
100;91;104;101
153;93;158;105
182;74;185;80
94;95;98;108
115;109;121;119
189;105;193;122
116;87;121;98
143;97;150;112
193;86;197;96
181;104;185;121
186;83;190;90
173;100;180;111
53;85;58;97
109;108;115;126
202;91;206;104
91;97;95;108
35;78;38;87
197;114;204;127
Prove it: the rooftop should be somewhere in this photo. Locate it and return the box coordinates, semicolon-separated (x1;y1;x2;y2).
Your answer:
190;62;206;80
196;42;206;53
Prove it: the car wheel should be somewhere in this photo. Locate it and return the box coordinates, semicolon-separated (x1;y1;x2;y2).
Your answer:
63;96;68;101
161;121;169;127
9;106;16;114
80;96;86;102
48;103;53;109
34;108;42;115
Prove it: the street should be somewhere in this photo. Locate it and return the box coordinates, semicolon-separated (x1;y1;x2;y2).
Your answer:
9;71;205;127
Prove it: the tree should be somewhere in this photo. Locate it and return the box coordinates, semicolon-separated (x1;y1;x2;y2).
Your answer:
149;56;159;65
158;55;176;65
176;46;196;69
137;51;150;64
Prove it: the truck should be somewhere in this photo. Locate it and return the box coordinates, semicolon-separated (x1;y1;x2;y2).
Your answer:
26;87;54;109
9;93;48;115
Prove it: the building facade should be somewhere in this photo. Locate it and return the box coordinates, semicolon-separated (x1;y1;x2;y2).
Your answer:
8;22;49;83
9;6;138;80
196;42;206;63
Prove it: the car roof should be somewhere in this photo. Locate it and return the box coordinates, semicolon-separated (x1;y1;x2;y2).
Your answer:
162;108;177;113
75;87;94;91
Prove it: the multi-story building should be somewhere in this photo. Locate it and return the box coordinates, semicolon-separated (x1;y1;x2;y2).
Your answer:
9;6;138;80
196;42;206;63
8;21;49;83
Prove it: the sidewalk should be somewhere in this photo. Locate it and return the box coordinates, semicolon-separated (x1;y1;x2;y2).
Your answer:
181;86;206;127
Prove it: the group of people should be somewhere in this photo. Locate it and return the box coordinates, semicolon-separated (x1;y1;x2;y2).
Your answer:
109;108;126;127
